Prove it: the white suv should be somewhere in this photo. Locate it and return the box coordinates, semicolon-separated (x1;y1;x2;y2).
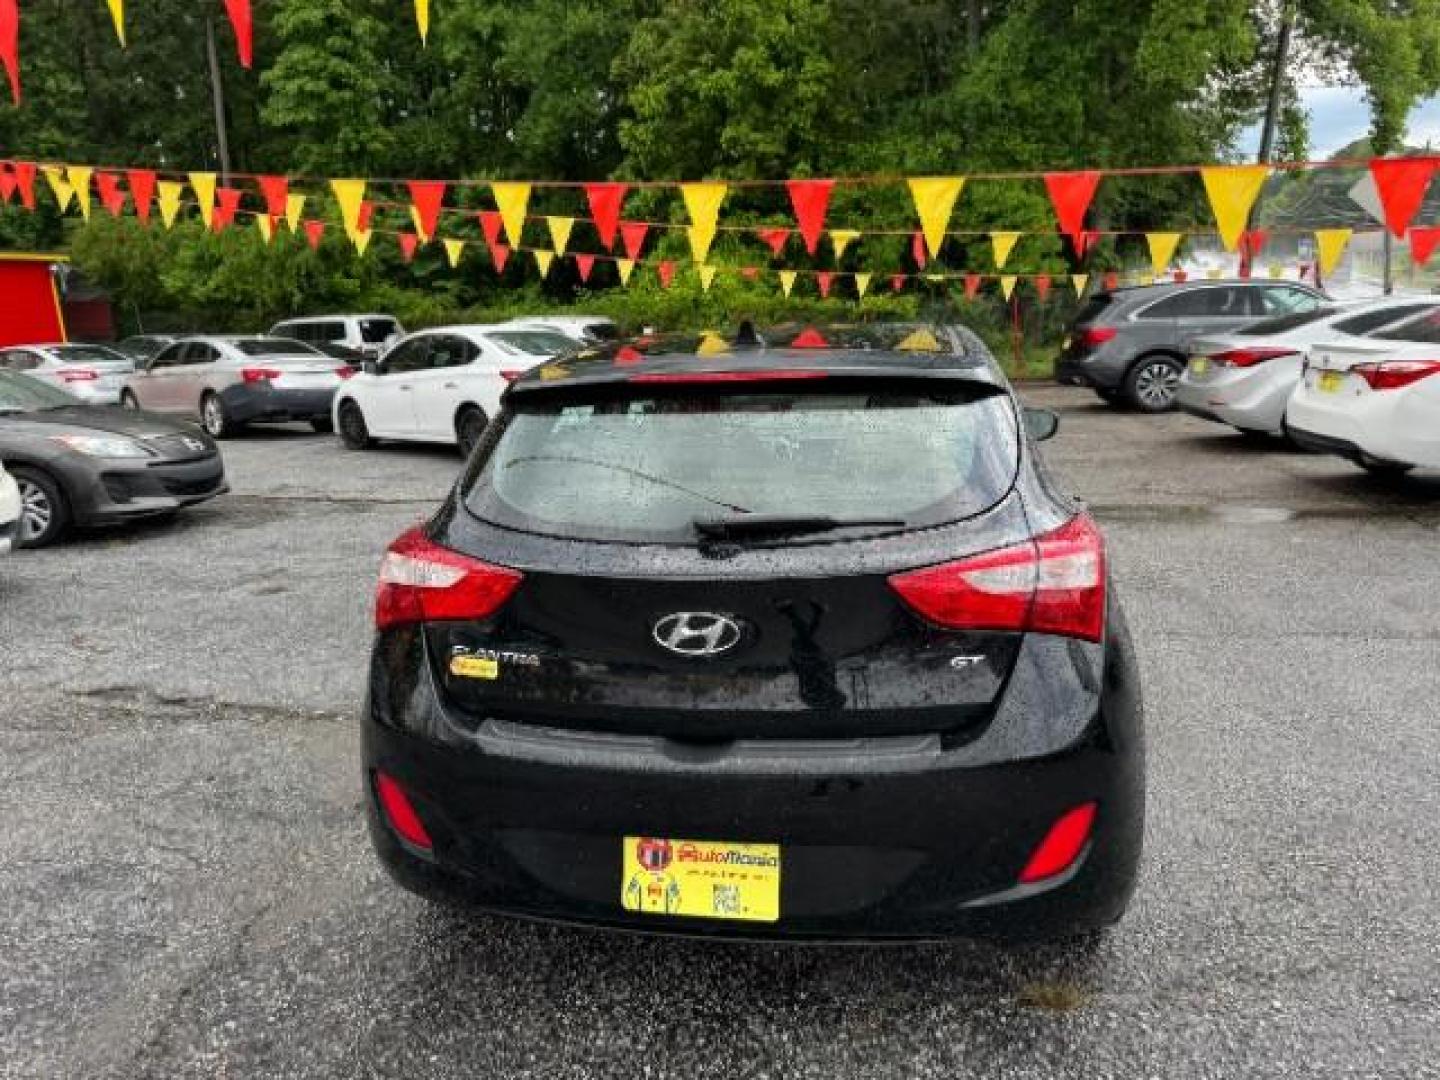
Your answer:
268;314;405;361
0;459;21;555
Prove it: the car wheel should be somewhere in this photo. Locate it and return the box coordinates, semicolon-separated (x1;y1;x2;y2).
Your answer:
1359;457;1415;476
310;415;335;434
11;466;70;548
1124;356;1183;413
455;406;488;456
120;390;140;410
337;400;373;450
200;392;237;439
1093;387;1123;406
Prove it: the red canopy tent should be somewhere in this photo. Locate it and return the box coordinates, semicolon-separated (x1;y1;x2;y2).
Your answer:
0;253;68;347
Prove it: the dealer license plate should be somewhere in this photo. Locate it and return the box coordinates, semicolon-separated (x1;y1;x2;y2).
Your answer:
621;836;780;923
1317;370;1343;393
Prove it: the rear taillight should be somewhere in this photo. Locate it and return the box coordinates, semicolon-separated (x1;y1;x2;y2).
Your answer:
1019;802;1097;883
1211;347;1298;368
57;368;99;382
887;514;1106;643
500;369;525;383
241;367;282;383
374;527;522;630
1077;326;1117;347
374;771;433;852
1351;360;1440;391
336;366;357;379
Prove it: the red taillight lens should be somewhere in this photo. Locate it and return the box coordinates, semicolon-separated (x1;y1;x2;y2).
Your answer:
57;368;99;382
336;365;357;379
1351;360;1440;391
374;771;433;852
887;515;1106;643
1078;326;1117;347
500;369;525;383
374;527;522;631
1019;802;1097;884
1211;347;1298;368
241;366;282;383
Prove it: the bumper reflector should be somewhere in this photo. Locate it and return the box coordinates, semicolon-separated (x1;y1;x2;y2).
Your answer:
375;771;433;852
1019;802;1096;884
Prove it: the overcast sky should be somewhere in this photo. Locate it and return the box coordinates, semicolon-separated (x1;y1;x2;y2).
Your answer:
1239;86;1440;158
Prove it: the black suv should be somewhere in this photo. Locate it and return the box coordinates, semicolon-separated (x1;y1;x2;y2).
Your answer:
362;324;1145;940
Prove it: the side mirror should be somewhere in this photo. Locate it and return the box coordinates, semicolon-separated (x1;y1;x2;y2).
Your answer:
1024;407;1060;442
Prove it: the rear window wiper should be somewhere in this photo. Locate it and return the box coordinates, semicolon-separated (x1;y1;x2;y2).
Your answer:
693;514;907;541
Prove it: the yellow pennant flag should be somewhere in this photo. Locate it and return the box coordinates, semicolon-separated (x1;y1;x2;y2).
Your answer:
157;181;184;228
1200;165;1269;252
285;194;307;231
907;177;965;258
1070;273;1088;296
1314;229;1351;276
779;270;797;297
830;229;860;261
990;231;1021;270
409;206;428;242
853;272;872;299
106;0;126;44
491;182;531;246
616;258;635;286
330;179;367;243
42;166;74;212
681;182;728;263
188;172;217;228
698;264;717;292
999;275;1017;301
256;214;274;243
443;239;465;268
66;166;94;220
354;229;374;257
1146;232;1182;276
546;216;574;255
414;0;430;44
534;249;555;277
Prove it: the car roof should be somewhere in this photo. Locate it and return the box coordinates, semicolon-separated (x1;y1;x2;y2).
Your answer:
273;313;396;323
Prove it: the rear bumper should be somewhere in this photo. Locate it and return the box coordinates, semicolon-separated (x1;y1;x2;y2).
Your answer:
1175;366;1294;434
1056;348;1126;390
1286;385;1440;469
0;515;17;555
220;384;337;424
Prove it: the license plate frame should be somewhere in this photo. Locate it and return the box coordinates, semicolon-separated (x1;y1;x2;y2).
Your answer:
621;836;781;923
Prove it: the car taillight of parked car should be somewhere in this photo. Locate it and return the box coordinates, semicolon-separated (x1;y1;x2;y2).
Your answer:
1350;360;1440;391
374;526;523;630
240;367;283;384
499;370;525;383
336;366;357;379
888;514;1106;643
1077;327;1117;348
1211;347;1298;368
56;368;99;383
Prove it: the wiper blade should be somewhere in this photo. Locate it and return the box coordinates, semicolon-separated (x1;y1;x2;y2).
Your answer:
693;514;906;540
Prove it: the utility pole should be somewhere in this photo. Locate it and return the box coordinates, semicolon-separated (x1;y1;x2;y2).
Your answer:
1246;1;1295;279
205;14;232;183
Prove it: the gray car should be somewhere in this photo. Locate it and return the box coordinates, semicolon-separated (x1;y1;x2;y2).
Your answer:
1056;279;1327;411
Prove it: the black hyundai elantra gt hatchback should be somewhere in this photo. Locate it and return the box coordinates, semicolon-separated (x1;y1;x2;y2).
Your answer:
363;325;1144;940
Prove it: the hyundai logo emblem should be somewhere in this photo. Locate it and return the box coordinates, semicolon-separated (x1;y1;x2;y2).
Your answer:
652;612;744;657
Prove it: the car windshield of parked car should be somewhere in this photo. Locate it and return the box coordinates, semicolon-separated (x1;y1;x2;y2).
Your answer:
53;345;130;365
489;331;580;356
232;338;322;356
0;370;79;412
465;388;1018;544
359;318;400;343
1236;308;1337;335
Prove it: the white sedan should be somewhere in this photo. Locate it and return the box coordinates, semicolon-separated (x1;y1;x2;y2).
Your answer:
0;343;136;405
332;325;578;454
0;458;20;555
1286;307;1440;474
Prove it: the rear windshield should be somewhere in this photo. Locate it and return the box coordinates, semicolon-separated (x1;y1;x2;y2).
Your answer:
1372;308;1440;343
490;331;580;356
584;322;619;341
1072;294;1114;325
359;318;400;343
233;338;321;356
464;388;1018;544
1236;307;1337;335
53;345;130;365
0;370;77;411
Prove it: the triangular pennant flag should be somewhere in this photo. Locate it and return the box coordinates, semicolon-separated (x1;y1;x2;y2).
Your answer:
620;221;649;260
357;200;375;234
963;273;982;301
255;214;274;243
533;249;555;277
188;171;217;228
0;165;16;204
212;187;242;232
853;272;871;299
353;228;374;257
66;165;94;220
42;167;74;212
990;231;1021;269
11;161;36;209
406;180;445;243
1070;273;1089;297
93;172;124;217
616;258;635;286
830;229;860;261
1242;228;1269;259
657;260;677;289
574;253;595;282
740;266;760;281
1034;273;1052;302
698;264;717;292
910;230;927;270
815;271;834;298
1146;232;1182;276
280;193;305;232
1078;229;1102;256
545;216;574;256
257;175;288;221
478;209;504;251
786;179;833;255
1369;157;1439;238
125;169;155;223
491;243;510;274
106;0;125;45
1173;269;1189;283
757;227;791;257
584;183;626;250
999;275;1017;301
443;239;465;268
778;270;797;297
223;0;252;68
303;220;325;250
681;182;727;263
889;274;906;293
907;177;965;258
1409;227;1440;267
0;0;20;104
397;232;418;262
330;179;367;243
1043;171;1101;249
1103;271;1119;291
491;182;531;246
1314;229;1351;276
414;0;430;44
1200;165;1269;251
791;327;829;348
156;181;184;228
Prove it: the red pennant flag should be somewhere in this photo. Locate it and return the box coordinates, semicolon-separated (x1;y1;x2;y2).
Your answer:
126;168;156;223
583;183;627;250
357;200;375;234
95;172;126;217
0;0;20;104
0;165;13;205
213;187;243;232
479;209;504;248
1369;157;1439;238
815;271;834;298
1241;228;1268;259
8;160;35;210
963;274;982;300
407;180;446;240
397;232;419;262
223;0;253;68
1077;229;1101;256
657;260;677;289
889;274;906;292
1043;171;1101;249
1172;269;1189;283
620;221;649;260
911;231;927;270
491;243;510;274
786;179;834;256
615;345;644;366
303;220;325;250
791;327;830;349
257;175;288;221
1409;226;1440;266
1034;273;1053;301
1103;271;1119;291
757;227;791;257
740;266;760;281
574;253;595;282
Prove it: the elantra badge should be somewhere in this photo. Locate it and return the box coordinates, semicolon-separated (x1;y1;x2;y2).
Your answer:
653;612;744;657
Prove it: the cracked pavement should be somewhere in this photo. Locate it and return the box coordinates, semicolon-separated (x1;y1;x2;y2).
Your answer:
1;386;1437;1079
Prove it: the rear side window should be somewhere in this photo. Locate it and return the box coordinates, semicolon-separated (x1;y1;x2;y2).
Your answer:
359;318;399;343
1142;287;1253;319
1334;304;1438;336
1237;307;1337;335
1372;309;1440;343
232;338;320;356
465;389;1019;544
53;345;127;365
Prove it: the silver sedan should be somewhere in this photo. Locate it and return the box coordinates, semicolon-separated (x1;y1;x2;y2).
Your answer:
0;343;135;405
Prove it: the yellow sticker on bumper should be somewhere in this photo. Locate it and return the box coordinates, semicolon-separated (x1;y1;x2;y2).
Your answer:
449;655;499;680
621;836;781;922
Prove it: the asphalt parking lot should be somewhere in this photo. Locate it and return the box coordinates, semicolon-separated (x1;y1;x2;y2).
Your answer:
2;383;1438;1080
